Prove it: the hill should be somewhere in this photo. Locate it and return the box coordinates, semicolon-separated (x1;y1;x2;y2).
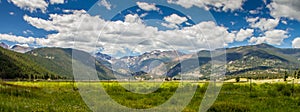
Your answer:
27;48;116;80
91;43;300;80
0;47;62;80
165;43;300;79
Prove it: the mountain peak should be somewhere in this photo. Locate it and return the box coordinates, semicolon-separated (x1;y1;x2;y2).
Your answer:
254;43;275;49
0;42;9;49
144;50;162;55
95;52;112;60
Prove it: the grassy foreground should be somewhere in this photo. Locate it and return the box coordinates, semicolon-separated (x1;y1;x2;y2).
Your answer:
0;81;300;112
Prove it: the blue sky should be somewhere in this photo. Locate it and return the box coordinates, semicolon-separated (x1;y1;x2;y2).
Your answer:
1;0;300;56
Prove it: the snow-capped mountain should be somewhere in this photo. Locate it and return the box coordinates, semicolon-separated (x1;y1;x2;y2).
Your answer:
0;42;9;49
107;50;185;77
95;52;113;68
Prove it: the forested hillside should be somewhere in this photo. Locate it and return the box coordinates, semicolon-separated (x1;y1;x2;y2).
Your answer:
27;48;116;80
0;47;63;80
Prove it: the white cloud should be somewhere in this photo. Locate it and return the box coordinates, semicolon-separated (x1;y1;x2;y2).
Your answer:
281;20;288;24
164;14;188;25
235;29;254;42
162;14;188;29
0;34;36;44
248;18;280;31
268;0;300;21
167;0;245;12
249;10;259;14
249;29;288;45
263;0;267;4
23;30;34;35
9;12;14;15
8;0;48;13
21;10;236;56
140;13;148;17
136;2;159;11
50;0;64;4
292;38;300;48
23;15;55;31
98;0;112;10
246;17;259;23
161;22;178;29
124;14;143;24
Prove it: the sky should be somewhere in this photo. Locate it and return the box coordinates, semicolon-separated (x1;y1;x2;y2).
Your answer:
1;0;300;57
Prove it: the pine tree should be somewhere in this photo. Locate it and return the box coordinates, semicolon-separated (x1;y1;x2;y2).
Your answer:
297;70;300;79
236;77;240;82
284;71;288;81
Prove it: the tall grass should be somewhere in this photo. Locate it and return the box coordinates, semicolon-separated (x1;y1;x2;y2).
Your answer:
0;81;299;112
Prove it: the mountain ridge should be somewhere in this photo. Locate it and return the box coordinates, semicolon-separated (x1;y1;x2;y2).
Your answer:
0;46;63;79
1;42;300;80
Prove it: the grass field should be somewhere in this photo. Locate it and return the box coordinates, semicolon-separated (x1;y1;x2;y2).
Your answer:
1;81;300;112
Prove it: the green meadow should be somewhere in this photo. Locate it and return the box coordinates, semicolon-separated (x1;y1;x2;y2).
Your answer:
1;81;300;112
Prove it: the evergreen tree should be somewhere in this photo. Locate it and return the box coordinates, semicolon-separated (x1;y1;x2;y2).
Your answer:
284;71;288;81
236;77;240;82
297;70;300;79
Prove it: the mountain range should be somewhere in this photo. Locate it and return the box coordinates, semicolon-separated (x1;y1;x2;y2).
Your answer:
0;42;299;80
0;42;33;53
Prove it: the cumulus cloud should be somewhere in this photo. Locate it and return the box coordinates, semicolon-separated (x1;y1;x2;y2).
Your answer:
268;0;300;21
20;10;237;56
136;2;159;11
248;18;280;31
0;34;36;44
249;29;288;45
235;29;254;42
23;15;55;31
292;38;300;48
164;14;188;25
50;0;65;4
167;0;245;12
98;0;112;10
162;14;188;29
8;0;48;13
124;14;143;24
161;22;179;29
246;17;259;23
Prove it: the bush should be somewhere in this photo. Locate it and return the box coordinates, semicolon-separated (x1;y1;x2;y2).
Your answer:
208;102;250;112
282;88;292;96
222;83;238;91
274;84;285;92
267;89;278;97
250;92;258;98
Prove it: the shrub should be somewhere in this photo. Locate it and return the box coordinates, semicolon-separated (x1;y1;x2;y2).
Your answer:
274;84;285;92
208;102;250;112
222;83;237;91
267;89;278;97
250;92;258;98
282;88;292;96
